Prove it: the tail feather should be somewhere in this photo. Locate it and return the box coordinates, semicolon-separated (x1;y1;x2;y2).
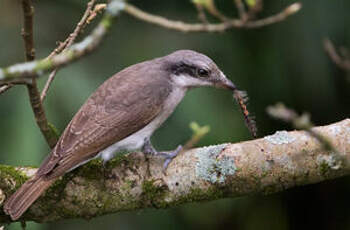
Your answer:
4;177;56;220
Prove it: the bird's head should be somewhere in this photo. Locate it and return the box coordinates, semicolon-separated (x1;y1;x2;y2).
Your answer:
163;50;236;91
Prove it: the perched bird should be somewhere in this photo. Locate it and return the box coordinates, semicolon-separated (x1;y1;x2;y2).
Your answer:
4;50;237;220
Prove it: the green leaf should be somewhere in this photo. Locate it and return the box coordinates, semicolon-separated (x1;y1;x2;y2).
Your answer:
245;0;257;8
189;122;210;136
191;0;210;7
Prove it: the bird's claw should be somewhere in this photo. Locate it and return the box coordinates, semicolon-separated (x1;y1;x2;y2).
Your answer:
142;138;182;173
159;145;182;173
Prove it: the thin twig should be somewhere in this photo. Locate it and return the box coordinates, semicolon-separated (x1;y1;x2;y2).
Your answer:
183;122;210;150
21;0;58;148
0;85;12;95
21;0;35;61
0;0;125;82
41;0;97;102
0;1;301;82
324;38;350;71
234;0;248;21
193;2;209;24
267;103;336;152
203;0;228;22
87;3;107;24
0;79;31;87
123;2;301;32
40;70;57;101
246;0;263;19
0;79;34;96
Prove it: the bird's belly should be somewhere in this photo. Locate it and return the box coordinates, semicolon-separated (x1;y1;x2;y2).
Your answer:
98;86;186;163
98;107;173;162
98;126;151;162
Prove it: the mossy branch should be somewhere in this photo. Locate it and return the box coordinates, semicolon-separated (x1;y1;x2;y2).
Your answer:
0;119;349;223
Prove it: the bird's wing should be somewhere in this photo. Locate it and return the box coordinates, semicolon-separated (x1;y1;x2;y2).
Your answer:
37;63;171;178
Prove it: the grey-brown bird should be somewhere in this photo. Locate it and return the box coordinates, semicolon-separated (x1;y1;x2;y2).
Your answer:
4;50;237;220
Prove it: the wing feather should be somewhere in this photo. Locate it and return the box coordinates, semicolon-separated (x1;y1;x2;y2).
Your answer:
37;61;171;178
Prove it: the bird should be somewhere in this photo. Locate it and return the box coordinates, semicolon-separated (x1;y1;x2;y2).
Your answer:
4;50;237;220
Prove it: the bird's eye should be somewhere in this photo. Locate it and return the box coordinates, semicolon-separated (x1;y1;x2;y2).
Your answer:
197;68;209;77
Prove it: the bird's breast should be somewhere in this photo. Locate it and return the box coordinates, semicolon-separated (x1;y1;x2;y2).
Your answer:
99;86;187;157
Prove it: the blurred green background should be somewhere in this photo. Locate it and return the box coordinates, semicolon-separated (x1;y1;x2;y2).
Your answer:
1;0;350;229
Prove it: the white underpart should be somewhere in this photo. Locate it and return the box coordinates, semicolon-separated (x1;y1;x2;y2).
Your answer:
98;82;187;163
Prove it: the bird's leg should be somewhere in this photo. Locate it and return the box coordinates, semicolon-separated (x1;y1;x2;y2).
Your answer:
142;138;157;155
142;138;182;171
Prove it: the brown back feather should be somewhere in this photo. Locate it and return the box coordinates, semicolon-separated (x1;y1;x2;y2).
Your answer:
5;59;172;220
41;61;171;178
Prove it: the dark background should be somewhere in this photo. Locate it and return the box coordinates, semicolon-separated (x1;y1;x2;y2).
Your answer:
0;0;350;229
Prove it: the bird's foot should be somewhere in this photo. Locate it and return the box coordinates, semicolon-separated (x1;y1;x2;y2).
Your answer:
158;145;182;172
142;138;182;172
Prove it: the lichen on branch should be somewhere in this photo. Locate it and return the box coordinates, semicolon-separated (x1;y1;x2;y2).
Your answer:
0;119;349;223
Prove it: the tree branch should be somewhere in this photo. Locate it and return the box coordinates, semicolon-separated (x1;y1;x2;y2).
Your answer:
123;2;301;32
324;38;350;71
21;0;58;148
200;0;228;22
41;0;98;102
0;119;349;223
192;2;209;24
0;85;12;95
21;0;35;62
0;1;301;83
0;0;125;83
234;0;248;21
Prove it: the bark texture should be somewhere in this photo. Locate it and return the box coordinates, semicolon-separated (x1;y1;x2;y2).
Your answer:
0;119;349;223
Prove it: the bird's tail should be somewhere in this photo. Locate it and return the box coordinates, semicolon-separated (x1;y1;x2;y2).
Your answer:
4;176;56;220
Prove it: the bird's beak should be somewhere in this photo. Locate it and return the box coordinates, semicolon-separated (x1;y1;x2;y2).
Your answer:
216;72;236;91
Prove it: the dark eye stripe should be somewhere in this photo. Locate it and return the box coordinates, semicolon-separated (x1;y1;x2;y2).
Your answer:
169;62;196;76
